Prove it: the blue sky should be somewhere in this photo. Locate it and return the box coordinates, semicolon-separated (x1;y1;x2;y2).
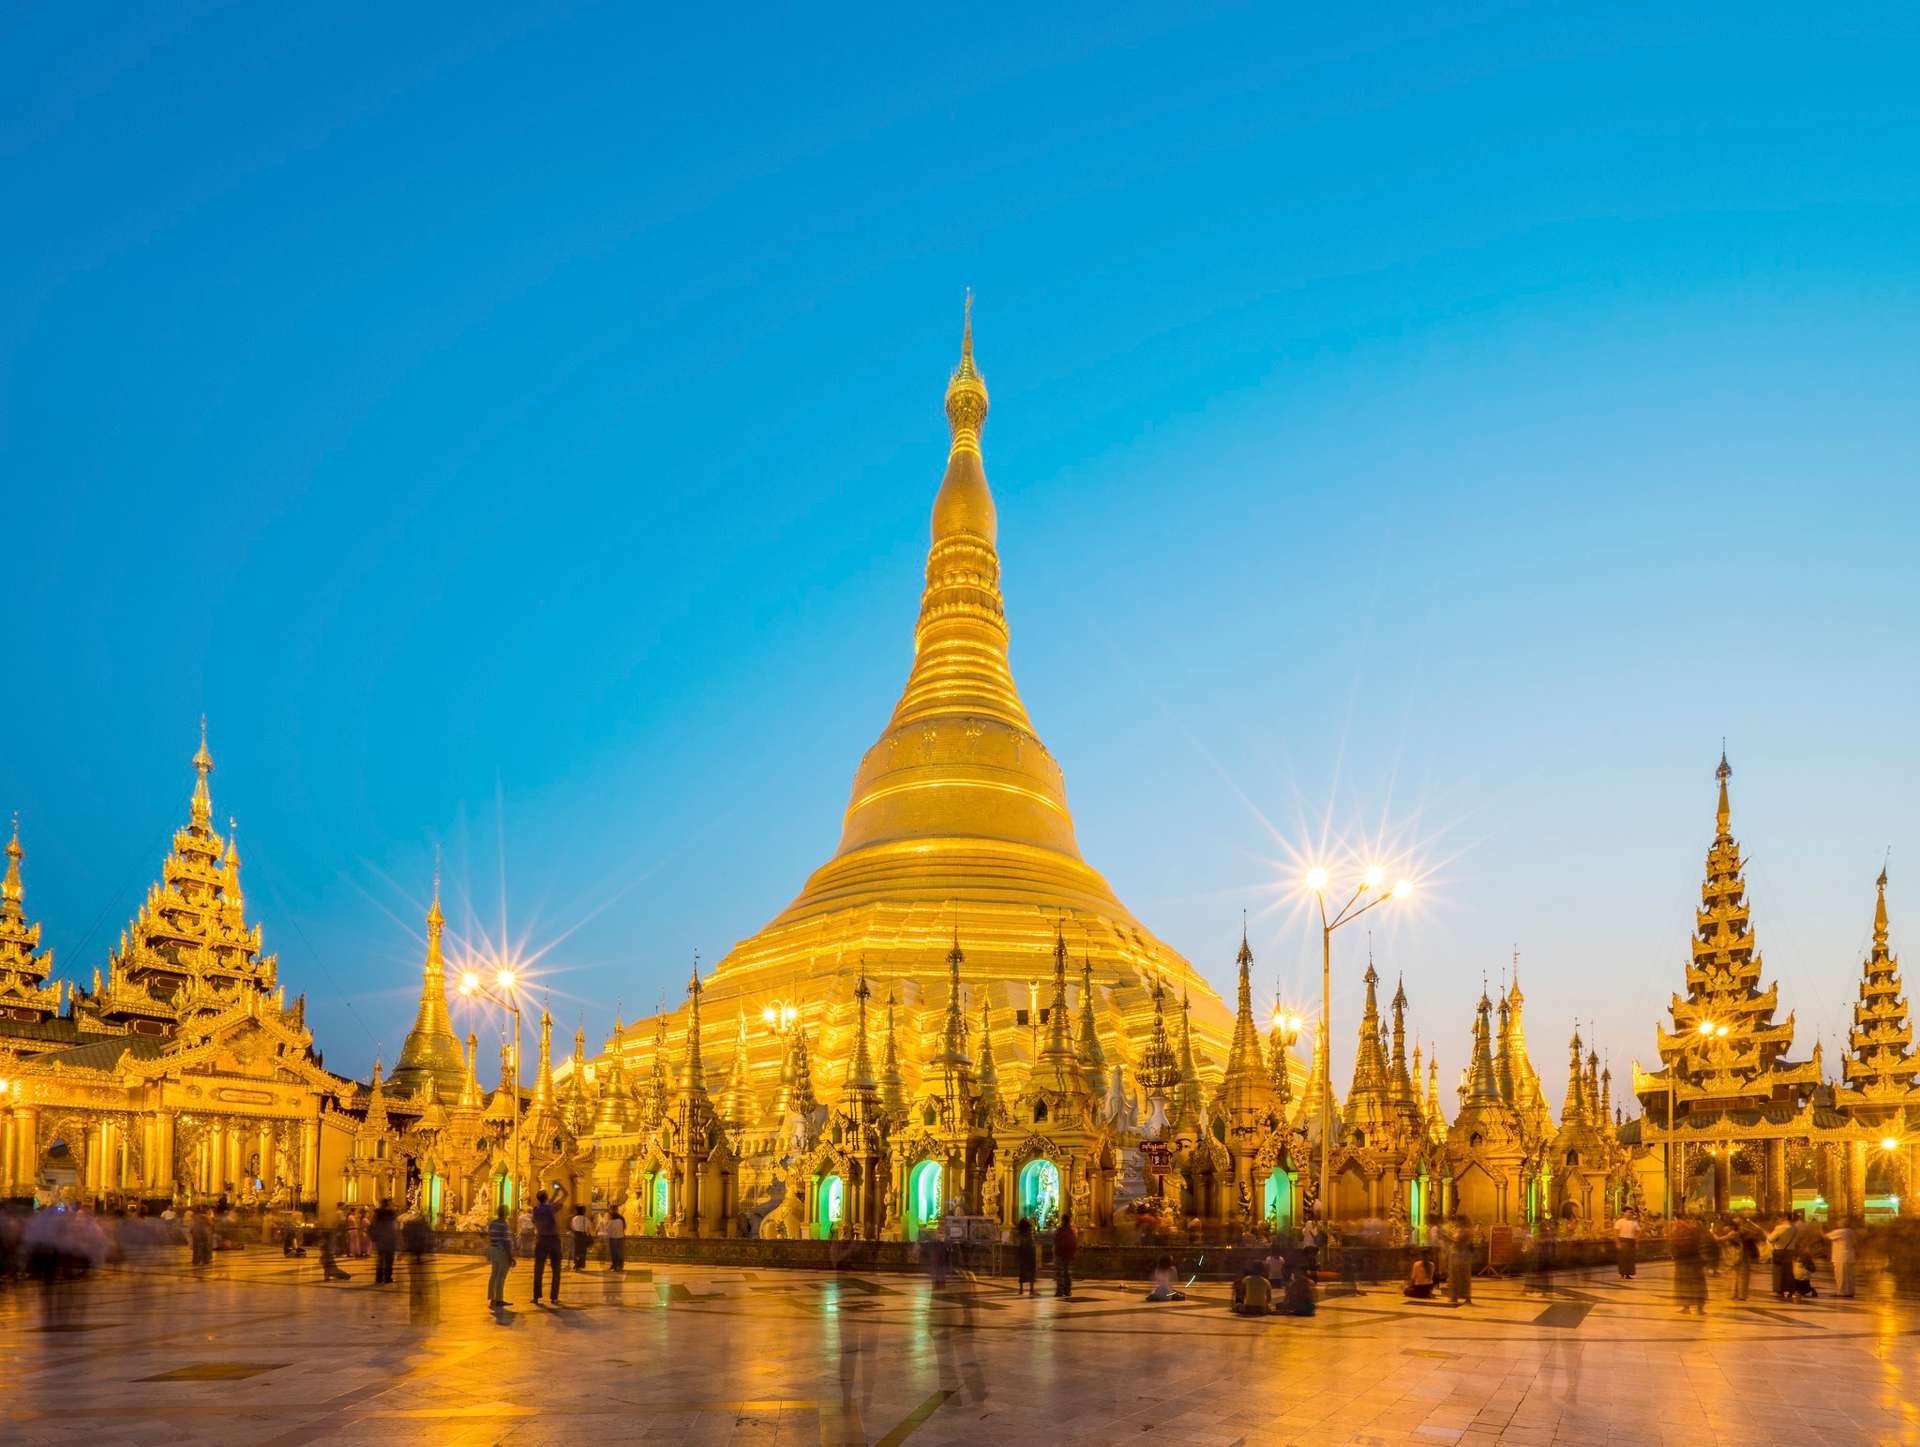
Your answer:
3;2;1916;1094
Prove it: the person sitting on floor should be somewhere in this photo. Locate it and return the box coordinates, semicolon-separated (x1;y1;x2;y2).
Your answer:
1232;1264;1273;1316
1144;1252;1186;1301
1403;1255;1435;1299
1280;1264;1317;1317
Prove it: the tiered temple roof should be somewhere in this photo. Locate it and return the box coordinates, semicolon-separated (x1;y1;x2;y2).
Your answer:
1841;869;1918;1112
76;722;283;1036
1634;752;1820;1117
0;817;60;1022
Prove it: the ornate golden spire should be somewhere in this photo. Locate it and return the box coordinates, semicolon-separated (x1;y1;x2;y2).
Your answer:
1344;958;1394;1135
1076;950;1108;1097
720;1006;755;1126
845;967;877;1096
933;928;972;1069
191;715;214;831
879;987;907;1117
1174;989;1204;1124
1843;865;1915;1101
457;1032;486;1112
1224;925;1264;1081
681;960;706;1093
1042;925;1075;1063
0;813;56;1016
394;864;465;1100
1265;989;1295;1108
1562;1026;1588;1124
974;988;1000;1108
943;290;989;463
531;1008;557;1110
595;1022;638;1134
1137;974;1180;1101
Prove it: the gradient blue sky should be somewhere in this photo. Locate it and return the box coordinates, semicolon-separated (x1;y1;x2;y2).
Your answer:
4;2;1916;1096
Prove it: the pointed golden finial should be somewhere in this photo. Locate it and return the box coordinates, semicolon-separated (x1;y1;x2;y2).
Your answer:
428;844;444;931
944;290;989;456
3;812;21;911
191;716;214;828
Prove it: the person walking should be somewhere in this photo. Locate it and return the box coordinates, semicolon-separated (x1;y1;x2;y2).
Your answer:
530;1190;563;1305
370;1201;398;1285
1014;1218;1038;1297
602;1206;627;1272
1830;1215;1859;1299
485;1207;514;1307
1445;1215;1474;1305
1766;1211;1796;1299
1612;1207;1639;1279
1672;1215;1707;1315
319;1213;351;1282
570;1205;591;1271
1299;1216;1322;1276
1052;1213;1077;1299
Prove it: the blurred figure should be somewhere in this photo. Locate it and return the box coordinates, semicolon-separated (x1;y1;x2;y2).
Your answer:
1671;1214;1707;1314
570;1204;591;1270
190;1206;214;1267
348;1208;370;1258
485;1206;514;1308
403;1210;437;1327
1144;1252;1184;1301
1404;1256;1435;1299
601;1204;626;1272
319;1212;351;1281
1052;1213;1077;1299
1280;1262;1317;1316
1767;1211;1796;1298
1830;1215;1860;1298
370;1200;397;1285
1013;1218;1037;1296
1445;1215;1474;1305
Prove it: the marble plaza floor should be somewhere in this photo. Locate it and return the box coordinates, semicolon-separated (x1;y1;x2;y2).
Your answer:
5;1250;1920;1446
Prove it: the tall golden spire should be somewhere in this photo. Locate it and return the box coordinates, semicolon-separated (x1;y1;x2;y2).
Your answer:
933;928;972;1070
1042;925;1075;1063
1224;925;1264;1081
720;1006;755;1126
681;960;706;1093
595;1020;638;1134
1174;989;1204;1125
0;814;56;1017
845;967;877;1097
531;1008;557;1111
1562;1026;1588;1125
191;715;214;831
1344;958;1394;1134
1076;951;1108;1098
974;989;1000;1111
879;987;908;1117
1843;865;1915;1101
393;862;465;1100
457;1032;486;1112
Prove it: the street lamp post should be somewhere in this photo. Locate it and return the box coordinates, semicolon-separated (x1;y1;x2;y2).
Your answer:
1305;865;1408;1226
460;965;524;1214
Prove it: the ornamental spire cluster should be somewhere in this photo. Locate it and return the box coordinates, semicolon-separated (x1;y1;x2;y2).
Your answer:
79;723;280;1035
0;816;58;1019
392;865;465;1101
1843;868;1918;1103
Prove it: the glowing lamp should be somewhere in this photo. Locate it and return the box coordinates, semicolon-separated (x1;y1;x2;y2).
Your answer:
1305;867;1330;892
459;971;480;996
762;1006;777;1024
495;969;516;991
1391;879;1412;900
1883;1137;1900;1152
1697;1020;1714;1036
1363;864;1384;890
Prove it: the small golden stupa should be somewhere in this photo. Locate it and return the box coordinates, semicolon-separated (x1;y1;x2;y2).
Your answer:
613;303;1234;1105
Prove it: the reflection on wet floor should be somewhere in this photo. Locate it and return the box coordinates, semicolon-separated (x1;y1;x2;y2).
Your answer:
3;1251;1919;1445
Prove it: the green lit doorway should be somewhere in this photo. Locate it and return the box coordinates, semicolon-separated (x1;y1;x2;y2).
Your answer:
1018;1159;1061;1226
1263;1169;1294;1229
907;1160;943;1236
816;1174;844;1239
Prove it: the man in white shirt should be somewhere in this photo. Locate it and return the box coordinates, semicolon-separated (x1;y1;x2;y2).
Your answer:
1828;1215;1858;1298
1613;1209;1640;1279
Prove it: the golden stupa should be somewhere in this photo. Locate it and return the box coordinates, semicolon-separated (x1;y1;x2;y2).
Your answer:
625;304;1234;1100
